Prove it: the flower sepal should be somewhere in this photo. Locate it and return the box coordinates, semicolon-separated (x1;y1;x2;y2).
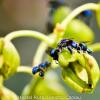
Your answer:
0;38;20;79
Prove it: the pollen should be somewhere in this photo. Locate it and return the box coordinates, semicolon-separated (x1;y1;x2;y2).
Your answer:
88;58;93;69
53;23;64;33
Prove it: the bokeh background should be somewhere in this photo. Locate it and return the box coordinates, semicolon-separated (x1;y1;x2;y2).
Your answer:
0;0;99;100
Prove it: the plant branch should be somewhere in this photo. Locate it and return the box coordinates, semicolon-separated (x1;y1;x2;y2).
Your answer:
54;3;99;34
33;42;47;65
17;66;33;76
5;30;54;45
33;34;56;65
61;3;99;29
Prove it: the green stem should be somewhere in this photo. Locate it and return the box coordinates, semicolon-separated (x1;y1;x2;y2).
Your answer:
17;66;33;76
89;43;100;52
60;3;99;31
33;42;48;65
33;34;56;65
5;30;54;45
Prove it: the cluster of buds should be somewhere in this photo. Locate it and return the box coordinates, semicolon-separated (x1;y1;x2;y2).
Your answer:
0;2;100;100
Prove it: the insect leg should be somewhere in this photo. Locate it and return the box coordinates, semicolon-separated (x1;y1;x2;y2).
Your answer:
67;46;73;54
39;70;44;77
77;46;81;53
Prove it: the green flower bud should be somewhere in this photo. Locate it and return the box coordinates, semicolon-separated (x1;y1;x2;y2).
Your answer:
59;51;99;93
53;6;71;25
0;38;20;79
78;54;100;89
58;49;77;67
64;19;94;42
22;71;68;100
0;86;18;100
62;67;92;93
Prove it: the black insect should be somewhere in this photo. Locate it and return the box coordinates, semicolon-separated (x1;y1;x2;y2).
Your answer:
32;61;51;77
78;43;92;54
58;39;92;54
58;39;78;53
46;47;62;62
78;10;93;25
46;39;92;62
81;10;92;17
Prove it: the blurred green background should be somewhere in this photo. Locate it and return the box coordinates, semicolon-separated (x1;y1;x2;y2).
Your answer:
0;0;99;100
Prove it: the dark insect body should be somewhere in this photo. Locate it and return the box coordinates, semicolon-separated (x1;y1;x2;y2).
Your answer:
47;39;92;62
78;10;93;25
58;39;92;54
81;10;92;17
32;61;51;77
50;48;59;61
46;47;62;62
78;43;92;54
58;39;79;53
